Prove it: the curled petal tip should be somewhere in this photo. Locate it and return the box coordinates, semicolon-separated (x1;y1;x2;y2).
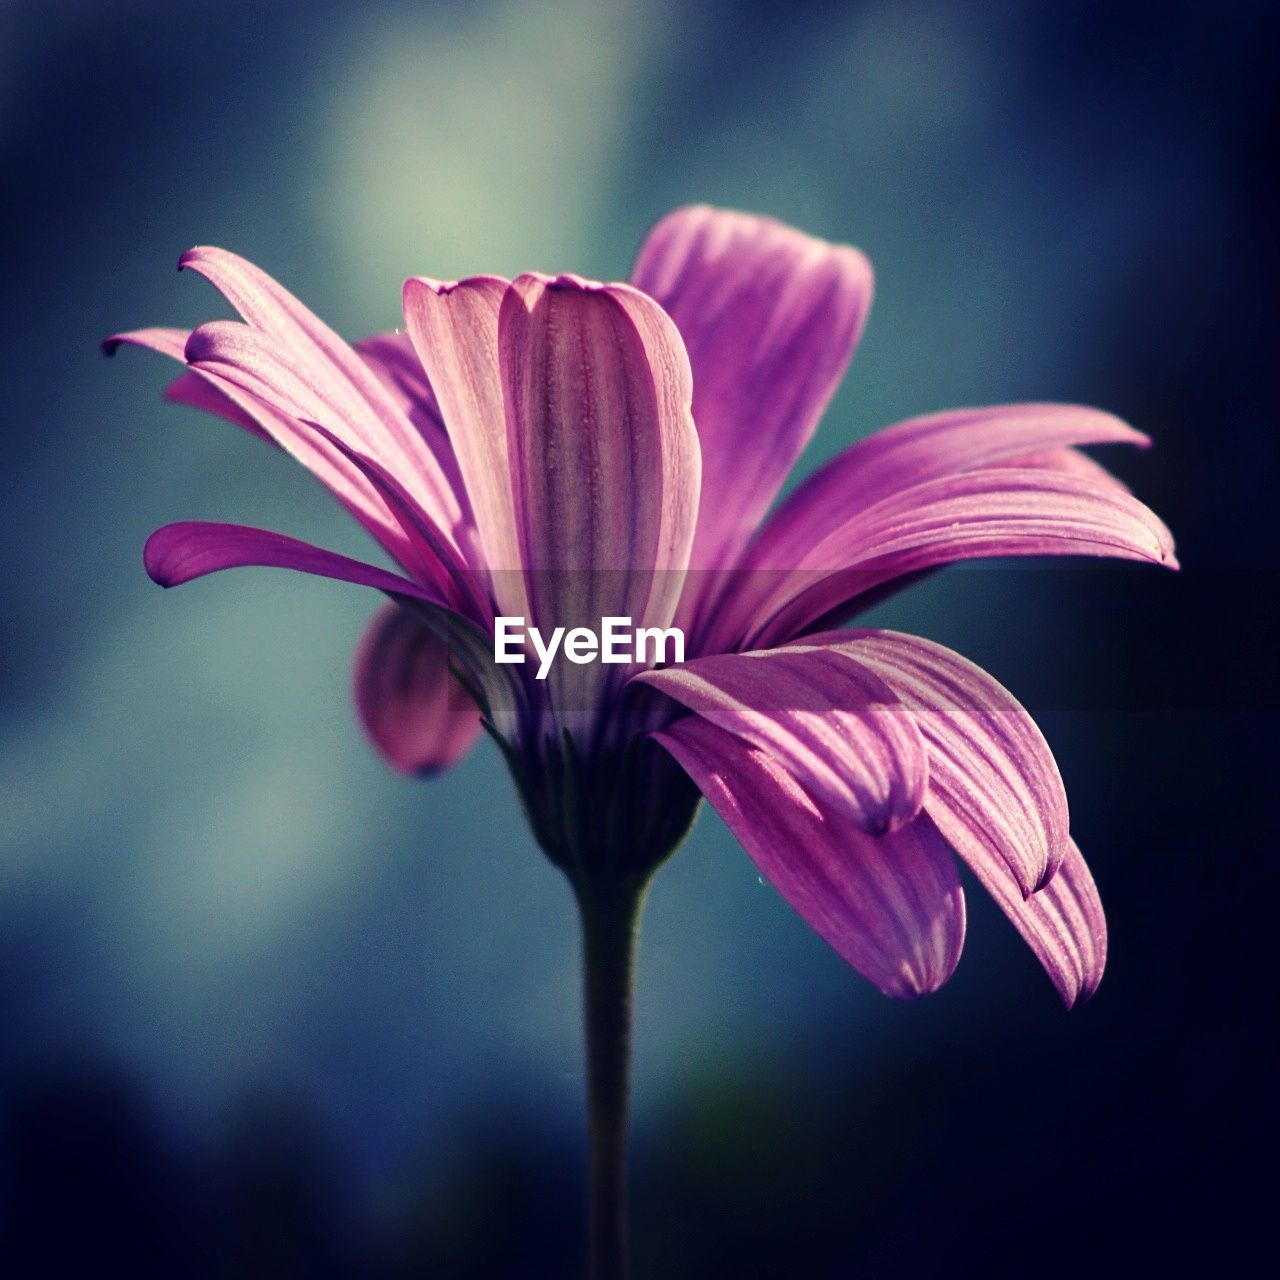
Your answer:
101;335;123;357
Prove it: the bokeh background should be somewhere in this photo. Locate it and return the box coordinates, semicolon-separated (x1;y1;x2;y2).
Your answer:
2;1;1274;1275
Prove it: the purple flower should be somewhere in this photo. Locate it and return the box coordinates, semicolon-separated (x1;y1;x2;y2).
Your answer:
107;205;1175;1007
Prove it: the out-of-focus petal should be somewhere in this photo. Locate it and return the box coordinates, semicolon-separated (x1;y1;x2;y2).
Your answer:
654;715;964;999
739;467;1178;648
632;205;872;579
637;646;925;835
499;273;700;737
402;276;524;614
979;837;1107;1007
177;246;465;546
748;403;1150;573
802;630;1068;896
354;603;484;775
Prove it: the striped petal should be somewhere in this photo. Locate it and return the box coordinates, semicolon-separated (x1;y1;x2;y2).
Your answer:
354;603;484;775
800;630;1068;897
632;206;872;578
748;403;1151;573
654;715;964;999
740;467;1177;649
402;276;524;614
636;646;926;835
499;273;700;737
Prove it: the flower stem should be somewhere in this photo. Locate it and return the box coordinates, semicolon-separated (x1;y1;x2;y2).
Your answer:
575;874;646;1280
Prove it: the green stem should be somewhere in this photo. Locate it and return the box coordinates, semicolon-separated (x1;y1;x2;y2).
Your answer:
576;875;646;1280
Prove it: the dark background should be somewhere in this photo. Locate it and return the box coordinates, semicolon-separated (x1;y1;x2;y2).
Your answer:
1;1;1274;1275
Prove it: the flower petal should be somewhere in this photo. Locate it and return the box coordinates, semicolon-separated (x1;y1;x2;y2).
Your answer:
631;205;872;575
144;520;447;599
178;246;465;546
979;837;1107;1007
740;467;1177;648
402;276;524;613
499;273;700;737
637;646;926;835
803;630;1068;896
354;603;484;775
654;715;964;999
748;403;1150;573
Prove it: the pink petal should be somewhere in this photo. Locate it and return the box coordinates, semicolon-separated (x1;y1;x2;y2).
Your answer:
741;466;1178;648
631;205;872;577
655;716;964;999
177;246;466;548
144;520;447;599
636;646;926;835
980;837;1107;1007
353;603;484;775
748;402;1150;574
804;630;1068;897
499;273;700;735
402;276;526;615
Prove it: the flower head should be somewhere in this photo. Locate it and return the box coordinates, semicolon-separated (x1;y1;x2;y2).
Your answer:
107;206;1175;1005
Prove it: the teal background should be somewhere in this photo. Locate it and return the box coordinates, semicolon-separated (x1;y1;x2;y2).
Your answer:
1;1;1273;1274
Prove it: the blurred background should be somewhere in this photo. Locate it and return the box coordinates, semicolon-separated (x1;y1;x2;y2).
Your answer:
1;0;1274;1275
